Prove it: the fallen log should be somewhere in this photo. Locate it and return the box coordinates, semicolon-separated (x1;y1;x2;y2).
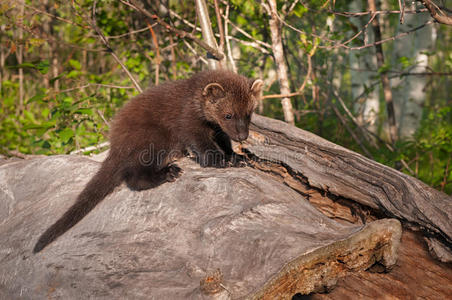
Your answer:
244;115;451;262
0;114;449;298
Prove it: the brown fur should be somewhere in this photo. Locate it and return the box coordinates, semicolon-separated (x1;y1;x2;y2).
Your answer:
33;70;263;253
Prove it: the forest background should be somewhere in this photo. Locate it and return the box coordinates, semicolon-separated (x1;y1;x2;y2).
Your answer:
0;0;451;194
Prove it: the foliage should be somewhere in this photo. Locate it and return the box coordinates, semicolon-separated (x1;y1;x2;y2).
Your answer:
0;0;451;193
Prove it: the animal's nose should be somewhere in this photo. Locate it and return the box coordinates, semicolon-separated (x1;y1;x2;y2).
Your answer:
238;132;248;141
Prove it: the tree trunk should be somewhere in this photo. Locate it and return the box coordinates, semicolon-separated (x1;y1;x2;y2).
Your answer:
245;114;451;260
391;2;435;139
367;0;398;144
266;0;295;125
349;1;380;136
195;0;221;70
16;0;25;116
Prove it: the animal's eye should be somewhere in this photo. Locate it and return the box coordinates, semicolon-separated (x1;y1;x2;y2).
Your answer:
225;114;232;120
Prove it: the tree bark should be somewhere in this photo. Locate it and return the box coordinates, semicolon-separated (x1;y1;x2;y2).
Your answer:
16;0;25;116
349;1;380;136
367;0;398;144
266;0;295;125
245;114;451;259
390;2;435;138
195;0;221;70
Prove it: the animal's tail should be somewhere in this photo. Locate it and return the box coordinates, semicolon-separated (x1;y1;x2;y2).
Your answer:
33;155;122;253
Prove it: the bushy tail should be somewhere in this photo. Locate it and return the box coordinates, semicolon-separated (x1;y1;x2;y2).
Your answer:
33;155;122;253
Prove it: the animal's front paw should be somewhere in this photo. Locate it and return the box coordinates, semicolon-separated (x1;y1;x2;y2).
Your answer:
165;164;182;182
226;154;247;168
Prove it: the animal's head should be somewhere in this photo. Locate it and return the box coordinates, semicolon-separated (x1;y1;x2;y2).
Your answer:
202;77;263;142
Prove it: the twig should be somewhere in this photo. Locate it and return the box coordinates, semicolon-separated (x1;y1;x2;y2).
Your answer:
331;104;374;159
97;109;110;127
183;40;208;65
70;142;110;155
346;20;435;50
6;150;45;160
58;83;135;94
340;13;377;47
440;157;451;192
123;0;224;61
23;3;88;28
223;14;272;49
421;0;452;25
277;5;435;51
167;6;270;54
92;1;143;92
224;4;237;72
107;26;152;39
330;8;428;17
214;0;225;52
147;22;160;85
398;0;405;24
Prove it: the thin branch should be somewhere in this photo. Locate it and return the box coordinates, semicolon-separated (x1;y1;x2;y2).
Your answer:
331;103;374;159
277;4;435;51
147;21;160;85
97;109;110;127
59;83;135;94
124;0;224;61
24;3;88;28
183;40;209;65
223;14;272;49
340;13;377;47
91;0;142;92
107;26;152;39
421;0;452;25
330;9;428;17
214;0;225;52
329;20;436;50
398;0;405;24
167;7;270;54
70;142;110;155
224;4;237;72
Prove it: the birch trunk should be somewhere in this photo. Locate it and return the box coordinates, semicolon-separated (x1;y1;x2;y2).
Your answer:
391;3;435;139
349;1;380;136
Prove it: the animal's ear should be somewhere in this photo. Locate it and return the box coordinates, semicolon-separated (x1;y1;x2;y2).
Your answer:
250;79;263;98
202;83;225;103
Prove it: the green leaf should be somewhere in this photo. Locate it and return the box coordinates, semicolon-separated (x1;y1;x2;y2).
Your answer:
26;92;46;104
74;108;94;115
58;128;74;143
69;59;82;70
36;60;50;74
50;72;66;84
292;3;308;18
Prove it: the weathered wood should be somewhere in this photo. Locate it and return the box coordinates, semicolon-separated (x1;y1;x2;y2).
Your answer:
244;115;452;260
0;155;401;299
307;230;452;300
1;113;449;298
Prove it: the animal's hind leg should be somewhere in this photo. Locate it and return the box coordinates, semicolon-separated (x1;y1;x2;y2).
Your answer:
125;164;182;191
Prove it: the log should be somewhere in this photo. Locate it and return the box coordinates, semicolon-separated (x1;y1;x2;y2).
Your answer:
0;114;449;298
244;115;452;261
0;156;400;299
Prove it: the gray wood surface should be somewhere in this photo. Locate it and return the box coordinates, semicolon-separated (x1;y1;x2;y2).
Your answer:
0;154;400;299
246;115;452;260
